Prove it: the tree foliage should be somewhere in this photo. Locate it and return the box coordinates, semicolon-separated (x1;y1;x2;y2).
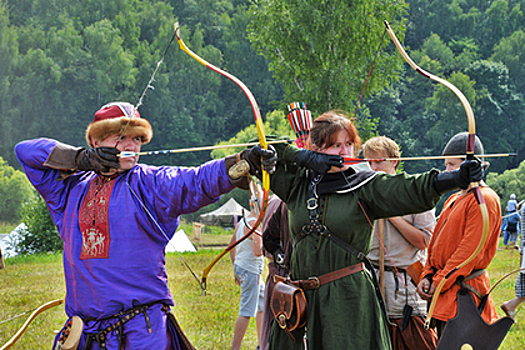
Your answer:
486;159;525;213
210;109;293;159
248;0;407;119
0;156;33;223
1;0;525;183
17;193;62;255
368;0;525;174
0;0;282;168
491;29;525;92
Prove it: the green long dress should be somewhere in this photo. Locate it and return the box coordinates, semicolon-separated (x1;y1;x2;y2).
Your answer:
267;144;442;350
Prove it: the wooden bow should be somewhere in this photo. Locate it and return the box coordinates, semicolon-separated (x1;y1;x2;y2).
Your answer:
384;20;490;329
174;23;270;294
0;299;63;350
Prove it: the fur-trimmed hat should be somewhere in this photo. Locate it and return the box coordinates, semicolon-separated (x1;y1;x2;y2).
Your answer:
85;102;153;148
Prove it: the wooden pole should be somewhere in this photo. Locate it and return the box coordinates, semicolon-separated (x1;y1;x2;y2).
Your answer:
0;248;5;270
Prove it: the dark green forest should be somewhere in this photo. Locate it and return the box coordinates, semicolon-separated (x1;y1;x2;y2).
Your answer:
1;0;524;176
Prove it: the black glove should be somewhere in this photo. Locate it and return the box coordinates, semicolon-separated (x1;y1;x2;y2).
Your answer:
457;158;484;188
433;158;484;194
75;147;120;174
246;145;277;175
295;149;344;175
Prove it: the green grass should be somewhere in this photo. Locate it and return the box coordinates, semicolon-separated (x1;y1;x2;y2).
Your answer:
0;253;66;349
179;222;234;248
190;233;233;248
489;242;525;349
0;250;260;349
0;243;523;349
0;221;17;234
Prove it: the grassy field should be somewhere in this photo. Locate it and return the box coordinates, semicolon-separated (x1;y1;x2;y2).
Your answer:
0;241;524;349
182;222;233;248
0;222;17;235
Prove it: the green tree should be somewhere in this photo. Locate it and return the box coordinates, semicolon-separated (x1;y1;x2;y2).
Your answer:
425;71;477;149
210;109;293;159
17;193;62;255
1;0;285;170
451;38;480;71
425;0;467;44
486;160;525;212
465;60;525;173
0;156;33;223
420;33;456;74
137;2;283;168
248;0;407;119
0;4;18;161
219;4;284;137
491;29;525;92
478;0;523;56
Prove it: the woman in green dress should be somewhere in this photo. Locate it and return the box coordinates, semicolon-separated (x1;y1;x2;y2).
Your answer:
252;110;483;350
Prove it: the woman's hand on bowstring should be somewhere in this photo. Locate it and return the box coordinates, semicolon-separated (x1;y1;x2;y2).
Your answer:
295;149;344;174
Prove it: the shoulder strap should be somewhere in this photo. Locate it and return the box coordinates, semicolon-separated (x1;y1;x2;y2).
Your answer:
297;174;390;324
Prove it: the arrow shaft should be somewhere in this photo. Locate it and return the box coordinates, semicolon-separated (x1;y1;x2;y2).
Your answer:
119;139;290;158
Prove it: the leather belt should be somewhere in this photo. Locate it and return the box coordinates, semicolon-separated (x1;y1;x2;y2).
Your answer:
456;269;486;300
275;262;365;290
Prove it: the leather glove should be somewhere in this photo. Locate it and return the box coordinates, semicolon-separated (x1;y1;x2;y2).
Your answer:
295;149;344;175
457;158;484;188
75;148;120;174
246;145;277;175
433;158;484;194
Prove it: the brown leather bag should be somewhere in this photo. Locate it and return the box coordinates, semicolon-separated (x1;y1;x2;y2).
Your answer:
270;281;307;342
406;260;423;285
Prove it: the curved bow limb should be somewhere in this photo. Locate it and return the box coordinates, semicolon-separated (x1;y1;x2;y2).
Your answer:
1;299;64;350
383;20;490;329
174;23;270;294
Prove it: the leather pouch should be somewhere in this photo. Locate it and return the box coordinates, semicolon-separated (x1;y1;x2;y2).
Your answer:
270;281;307;342
406;260;423;285
55;316;83;350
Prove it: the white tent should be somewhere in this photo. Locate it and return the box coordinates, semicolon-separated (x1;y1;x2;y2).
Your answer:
165;229;197;253
200;198;248;226
0;223;26;258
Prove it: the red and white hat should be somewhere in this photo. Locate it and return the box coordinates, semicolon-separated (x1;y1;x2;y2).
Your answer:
85;102;153;147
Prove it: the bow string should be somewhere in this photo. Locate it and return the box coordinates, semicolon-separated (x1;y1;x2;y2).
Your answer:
384;20;490;329
174;23;270;294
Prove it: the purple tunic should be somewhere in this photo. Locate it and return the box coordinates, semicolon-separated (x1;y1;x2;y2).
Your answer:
15;138;235;321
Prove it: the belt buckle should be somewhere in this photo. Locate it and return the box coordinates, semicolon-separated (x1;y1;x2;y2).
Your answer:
277;314;287;329
308;276;320;289
306;198;318;210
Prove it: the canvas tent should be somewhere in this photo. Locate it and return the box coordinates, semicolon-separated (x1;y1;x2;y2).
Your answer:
165;229;197;253
0;223;26;258
200;198;247;226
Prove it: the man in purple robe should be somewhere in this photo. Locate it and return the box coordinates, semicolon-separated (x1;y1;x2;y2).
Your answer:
15;102;276;350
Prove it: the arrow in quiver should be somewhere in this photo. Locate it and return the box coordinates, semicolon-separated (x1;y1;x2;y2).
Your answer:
435;290;514;350
286;102;312;149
